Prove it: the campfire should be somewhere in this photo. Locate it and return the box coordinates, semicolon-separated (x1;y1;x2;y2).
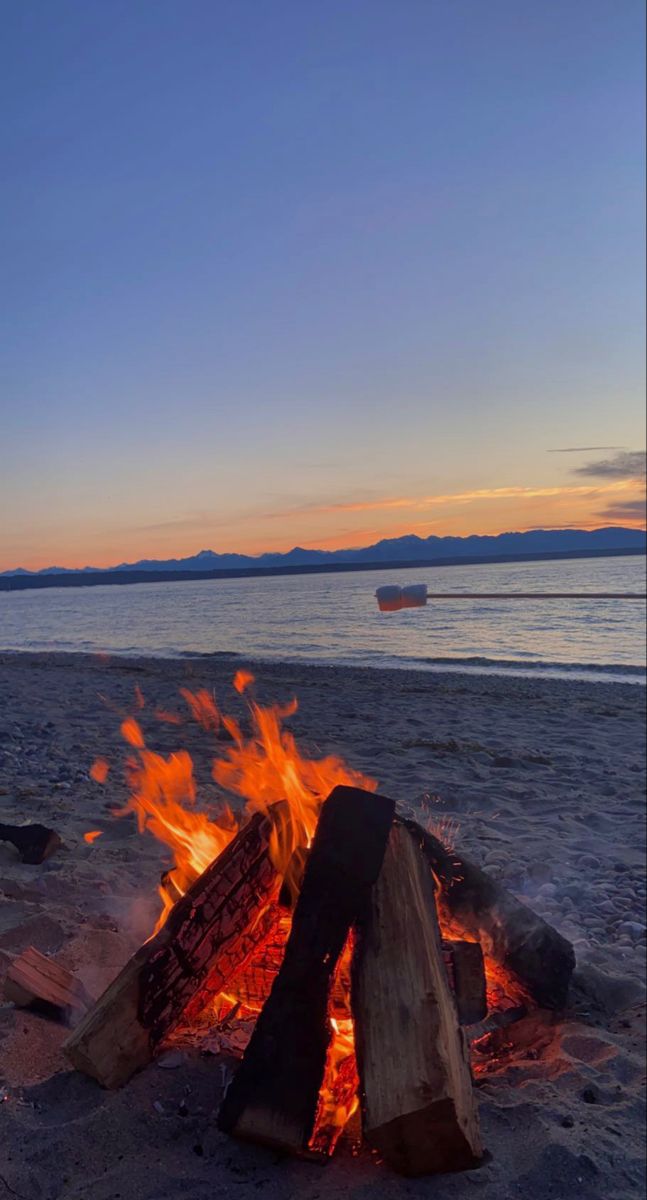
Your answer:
8;675;576;1177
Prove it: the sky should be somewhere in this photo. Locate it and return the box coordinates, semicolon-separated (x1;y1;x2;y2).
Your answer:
1;0;645;571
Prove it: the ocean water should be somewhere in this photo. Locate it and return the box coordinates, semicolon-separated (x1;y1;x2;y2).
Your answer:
0;555;645;682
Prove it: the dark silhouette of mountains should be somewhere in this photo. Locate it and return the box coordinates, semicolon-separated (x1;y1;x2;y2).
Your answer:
2;526;645;584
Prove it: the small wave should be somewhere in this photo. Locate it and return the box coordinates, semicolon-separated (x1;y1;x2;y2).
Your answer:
410;654;646;681
177;649;242;659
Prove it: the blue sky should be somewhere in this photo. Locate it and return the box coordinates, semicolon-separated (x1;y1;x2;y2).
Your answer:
1;0;644;568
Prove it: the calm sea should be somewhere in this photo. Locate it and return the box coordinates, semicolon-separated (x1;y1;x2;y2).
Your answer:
0;556;645;683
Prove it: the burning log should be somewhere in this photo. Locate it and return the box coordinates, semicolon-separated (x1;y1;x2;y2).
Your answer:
182;847;310;1025
0;821;61;864
227;927;486;1026
181;905;284;1026
352;821;483;1176
403;819;575;1009
218;785;396;1155
64;810;281;1087
3;947;93;1021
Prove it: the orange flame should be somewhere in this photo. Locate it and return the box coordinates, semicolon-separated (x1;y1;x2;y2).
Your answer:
115;682;375;938
83;830;103;844
436;899;529;1010
180;688;221;732
121;717;145;748
89;758;110;783
118;736;236;936
233;669;254;694
212;693;375;895
154;708;183;725
309;935;359;1155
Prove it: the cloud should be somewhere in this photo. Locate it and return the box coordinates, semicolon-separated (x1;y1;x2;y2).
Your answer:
269;481;640;518
573;450;646;480
596;499;647;524
547;445;625;453
134;479;642;537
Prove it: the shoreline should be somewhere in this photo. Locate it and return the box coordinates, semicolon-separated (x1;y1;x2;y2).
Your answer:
0;646;645;686
0;650;645;1198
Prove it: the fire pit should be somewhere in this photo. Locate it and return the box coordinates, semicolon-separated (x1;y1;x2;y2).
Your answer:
57;675;574;1177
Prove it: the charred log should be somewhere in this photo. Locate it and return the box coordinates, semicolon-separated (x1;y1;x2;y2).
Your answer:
402;818;575;1009
64;809;281;1087
444;940;487;1026
218;785;395;1155
0;821;61;864
181;905;284;1026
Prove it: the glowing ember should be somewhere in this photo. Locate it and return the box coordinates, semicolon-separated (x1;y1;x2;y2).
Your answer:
83;830;103;844
436;900;529;1010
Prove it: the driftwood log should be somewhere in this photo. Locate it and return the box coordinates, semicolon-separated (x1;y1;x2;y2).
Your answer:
4;947;93;1021
65;809;281;1087
352;821;482;1176
218;785;395;1155
402;819;575;1009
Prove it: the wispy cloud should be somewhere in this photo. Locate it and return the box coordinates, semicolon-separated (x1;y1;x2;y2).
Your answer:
135;479;642;537
573;450;646;480
547;445;625;453
137;512;230;534
271;480;640;519
596;499;647;524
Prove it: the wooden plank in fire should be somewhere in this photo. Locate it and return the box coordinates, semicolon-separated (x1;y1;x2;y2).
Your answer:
352;821;483;1176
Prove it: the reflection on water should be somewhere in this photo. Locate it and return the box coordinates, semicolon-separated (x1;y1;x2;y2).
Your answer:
0;556;645;681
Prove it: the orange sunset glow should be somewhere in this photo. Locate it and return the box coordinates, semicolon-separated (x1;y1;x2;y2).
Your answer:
3;476;644;574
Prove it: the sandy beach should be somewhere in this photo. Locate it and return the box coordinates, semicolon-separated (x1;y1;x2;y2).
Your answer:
0;650;645;1200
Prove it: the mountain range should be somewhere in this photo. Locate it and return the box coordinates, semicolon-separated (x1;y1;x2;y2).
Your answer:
3;526;645;578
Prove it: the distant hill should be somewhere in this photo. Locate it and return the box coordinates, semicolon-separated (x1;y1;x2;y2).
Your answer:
2;526;645;583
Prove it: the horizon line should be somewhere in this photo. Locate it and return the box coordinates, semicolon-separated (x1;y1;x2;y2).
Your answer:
3;522;645;578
